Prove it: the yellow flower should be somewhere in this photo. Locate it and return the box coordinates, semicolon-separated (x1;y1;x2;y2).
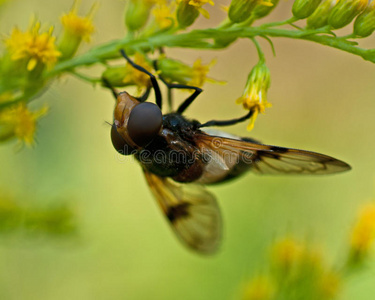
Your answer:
152;2;177;28
354;0;375;37
229;0;271;23
328;0;368;29
61;6;95;42
5;22;61;71
187;0;214;7
157;56;223;88
59;1;96;60
176;0;214;27
0;92;13;103
188;58;223;87
0;104;48;146
350;203;375;259
236;61;271;131
242;276;275;300
122;53;154;93
187;0;215;17
271;237;303;272
318;270;341;299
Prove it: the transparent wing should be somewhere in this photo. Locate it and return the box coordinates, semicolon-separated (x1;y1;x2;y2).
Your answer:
194;132;351;176
143;170;222;254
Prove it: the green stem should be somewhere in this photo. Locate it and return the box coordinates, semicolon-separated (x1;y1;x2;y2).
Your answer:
47;26;375;77
69;71;101;84
251;38;265;62
260;16;298;28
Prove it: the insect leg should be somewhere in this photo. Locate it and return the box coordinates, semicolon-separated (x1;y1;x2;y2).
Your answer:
102;77;118;100
153;60;202;114
198;110;254;128
135;86;152;102
120;49;163;109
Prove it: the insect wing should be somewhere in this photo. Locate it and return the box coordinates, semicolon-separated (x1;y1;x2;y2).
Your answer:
195;133;351;175
143;170;222;254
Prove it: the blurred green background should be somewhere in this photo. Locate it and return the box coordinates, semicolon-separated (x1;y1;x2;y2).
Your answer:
1;0;375;299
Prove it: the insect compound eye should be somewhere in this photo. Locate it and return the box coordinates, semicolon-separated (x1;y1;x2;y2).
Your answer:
110;123;135;155
127;102;163;147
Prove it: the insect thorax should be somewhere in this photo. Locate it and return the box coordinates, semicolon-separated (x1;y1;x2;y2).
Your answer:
135;113;204;182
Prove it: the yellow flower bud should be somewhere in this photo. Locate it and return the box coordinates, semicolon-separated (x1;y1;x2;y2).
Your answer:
157;57;193;83
354;1;375;37
328;0;368;29
176;1;200;28
158;56;221;87
102;53;154;94
242;276;275;300
307;0;338;29
229;0;259;23
349;203;375;264
252;0;279;19
102;66;130;87
235;60;271;131
59;2;95;60
292;0;323;19
125;0;154;31
0;103;48;146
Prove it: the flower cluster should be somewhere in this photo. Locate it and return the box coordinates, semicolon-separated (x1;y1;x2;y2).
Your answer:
102;53;220;98
124;0;214;31
293;0;374;31
0;2;95;147
349;203;375;264
0;193;77;237
2;0;375;141
242;237;341;300
241;202;375;300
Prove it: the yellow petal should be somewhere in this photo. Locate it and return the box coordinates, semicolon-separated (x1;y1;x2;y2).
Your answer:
27;58;38;71
246;110;258;131
198;7;210;18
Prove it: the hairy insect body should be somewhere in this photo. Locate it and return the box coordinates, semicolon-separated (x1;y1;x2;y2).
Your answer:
136;113;205;183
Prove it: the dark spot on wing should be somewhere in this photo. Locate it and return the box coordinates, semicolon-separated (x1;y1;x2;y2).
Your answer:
269;146;289;153
167;203;191;223
241;137;262;144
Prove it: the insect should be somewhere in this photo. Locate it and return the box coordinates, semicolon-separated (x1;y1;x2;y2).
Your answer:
105;50;351;254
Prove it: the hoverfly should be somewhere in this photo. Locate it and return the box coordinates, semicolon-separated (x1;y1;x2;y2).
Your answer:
105;50;351;254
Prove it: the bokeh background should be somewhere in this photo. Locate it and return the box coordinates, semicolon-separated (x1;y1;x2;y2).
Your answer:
1;0;375;299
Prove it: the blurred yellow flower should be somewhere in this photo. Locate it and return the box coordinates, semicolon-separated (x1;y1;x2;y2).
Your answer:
187;0;214;7
242;276;275;300
178;0;214;19
0;104;48;146
271;237;302;272
59;1;96;60
157;56;223;89
0;92;13;103
318;270;341;299
350;203;375;259
188;58;223;87
5;22;61;71
152;2;176;28
60;3;95;42
298;246;324;274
